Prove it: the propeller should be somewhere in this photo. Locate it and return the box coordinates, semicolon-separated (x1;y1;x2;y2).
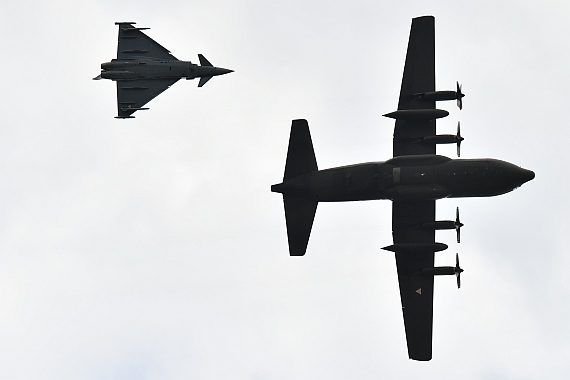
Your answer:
455;207;464;243
456;81;464;110
455;253;464;288
456;122;464;157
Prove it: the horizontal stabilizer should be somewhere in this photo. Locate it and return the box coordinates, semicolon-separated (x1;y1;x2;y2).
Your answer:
284;119;318;181
198;54;213;67
119;107;149;111
283;196;318;256
93;74;102;80
198;76;213;87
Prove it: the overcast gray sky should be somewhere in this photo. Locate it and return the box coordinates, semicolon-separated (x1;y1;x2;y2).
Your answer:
0;0;568;379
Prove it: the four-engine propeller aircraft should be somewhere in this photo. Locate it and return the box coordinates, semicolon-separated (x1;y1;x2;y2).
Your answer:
94;22;233;118
271;16;534;361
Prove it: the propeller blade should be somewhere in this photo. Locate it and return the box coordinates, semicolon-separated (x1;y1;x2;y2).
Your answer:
455;253;463;289
456;121;464;157
455;207;463;243
456;82;464;110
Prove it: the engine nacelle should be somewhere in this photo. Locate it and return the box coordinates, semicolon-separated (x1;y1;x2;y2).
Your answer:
422;266;456;275
413;90;458;101
383;109;449;121
382;242;448;253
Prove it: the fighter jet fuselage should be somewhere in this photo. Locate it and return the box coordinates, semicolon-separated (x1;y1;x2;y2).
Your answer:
271;155;534;202
99;58;233;82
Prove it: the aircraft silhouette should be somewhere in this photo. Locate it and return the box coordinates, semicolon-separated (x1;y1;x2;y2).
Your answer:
272;16;534;361
94;22;232;118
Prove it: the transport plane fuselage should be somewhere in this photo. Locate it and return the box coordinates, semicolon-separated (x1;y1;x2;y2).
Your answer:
271;155;535;202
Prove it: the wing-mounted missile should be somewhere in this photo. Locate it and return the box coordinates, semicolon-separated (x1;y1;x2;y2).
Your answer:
115;21;150;31
420;207;463;243
412;81;465;110
98;70;143;80
422;253;464;288
413;121;464;157
116;104;149;119
383;109;449;121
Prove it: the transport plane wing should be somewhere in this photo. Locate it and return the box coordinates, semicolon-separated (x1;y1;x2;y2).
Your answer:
383;15;463;361
390;16;436;157
390;16;437;361
389;201;437;361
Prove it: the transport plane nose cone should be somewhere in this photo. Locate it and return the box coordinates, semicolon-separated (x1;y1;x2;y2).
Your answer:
521;168;535;183
516;168;535;185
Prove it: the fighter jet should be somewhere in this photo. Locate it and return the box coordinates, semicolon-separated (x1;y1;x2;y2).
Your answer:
94;22;233;118
271;16;534;361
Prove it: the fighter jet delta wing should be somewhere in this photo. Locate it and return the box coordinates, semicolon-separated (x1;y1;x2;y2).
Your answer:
116;22;177;60
116;78;180;119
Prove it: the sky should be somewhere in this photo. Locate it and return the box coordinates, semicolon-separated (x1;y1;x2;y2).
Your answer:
0;0;568;379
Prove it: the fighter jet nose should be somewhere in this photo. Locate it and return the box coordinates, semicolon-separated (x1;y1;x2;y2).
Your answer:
215;67;233;76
